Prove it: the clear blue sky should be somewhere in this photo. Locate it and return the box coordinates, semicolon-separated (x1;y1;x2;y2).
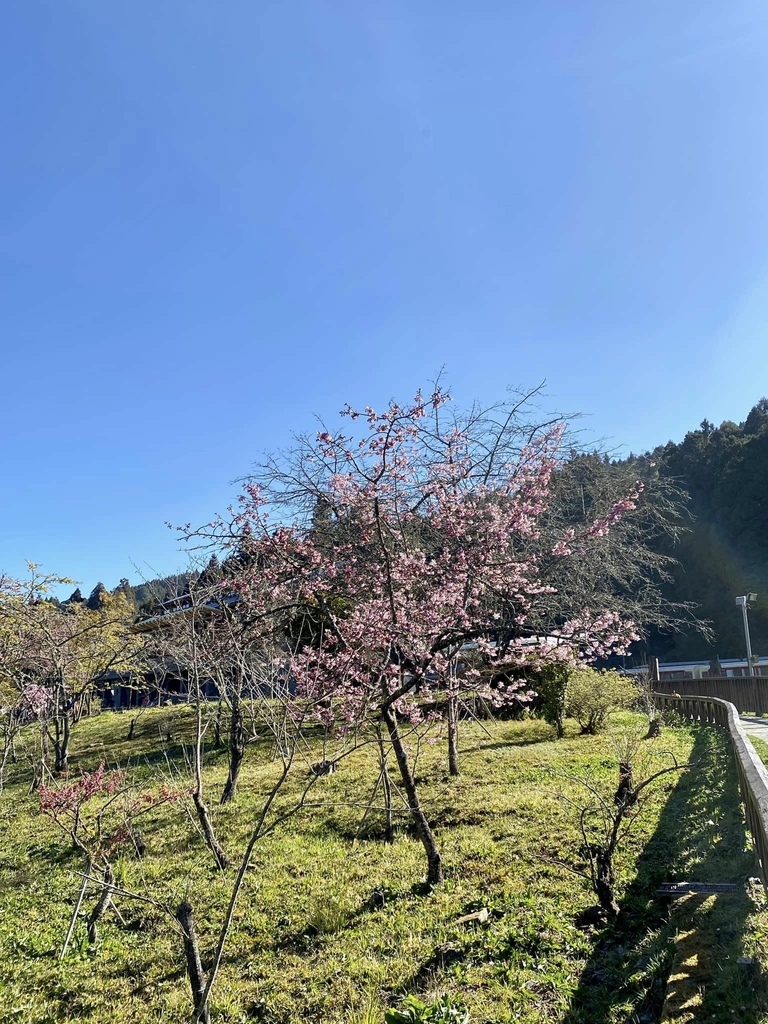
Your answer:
3;0;768;593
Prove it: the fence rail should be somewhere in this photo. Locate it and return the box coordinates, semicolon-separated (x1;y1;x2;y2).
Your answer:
654;691;768;887
654;676;768;714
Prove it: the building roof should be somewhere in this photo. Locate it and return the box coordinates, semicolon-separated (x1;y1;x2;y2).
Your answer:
131;591;239;633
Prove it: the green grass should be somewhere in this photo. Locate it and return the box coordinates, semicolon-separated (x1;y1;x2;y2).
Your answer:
1;709;767;1023
749;735;768;766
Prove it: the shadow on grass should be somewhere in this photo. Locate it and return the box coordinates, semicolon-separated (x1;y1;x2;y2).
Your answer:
474;733;558;753
563;725;765;1024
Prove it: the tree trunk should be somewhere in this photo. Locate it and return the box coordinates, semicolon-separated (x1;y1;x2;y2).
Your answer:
49;671;72;774
32;721;49;791
213;698;224;748
382;705;443;886
87;863;114;944
192;791;229;870
376;727;394;843
53;710;71;774
595;850;619;919
645;716;662;739
175;901;212;1024
220;697;245;805
381;758;394;843
61;859;92;958
447;691;461;777
614;762;635;809
0;726;16;792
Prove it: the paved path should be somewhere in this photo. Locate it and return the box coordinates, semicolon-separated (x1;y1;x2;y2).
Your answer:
739;715;768;744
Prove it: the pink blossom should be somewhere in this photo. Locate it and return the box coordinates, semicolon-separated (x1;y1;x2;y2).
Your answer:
202;390;644;729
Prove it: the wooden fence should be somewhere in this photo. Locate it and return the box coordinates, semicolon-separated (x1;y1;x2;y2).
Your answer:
654;676;768;715
654;692;768;887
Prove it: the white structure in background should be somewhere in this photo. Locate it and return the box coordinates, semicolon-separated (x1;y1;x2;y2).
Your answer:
624;656;768;683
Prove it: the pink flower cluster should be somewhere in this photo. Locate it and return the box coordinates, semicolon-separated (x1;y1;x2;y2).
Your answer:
39;763;124;814
585;485;644;539
219;393;644;728
17;683;51;717
553;610;641;661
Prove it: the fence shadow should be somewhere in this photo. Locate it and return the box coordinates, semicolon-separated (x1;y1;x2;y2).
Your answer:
563;725;764;1023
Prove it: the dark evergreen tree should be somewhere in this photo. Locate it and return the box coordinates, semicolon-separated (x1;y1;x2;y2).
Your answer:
744;399;768;437
197;554;222;590
87;582;109;611
113;578;137;606
631;401;768;662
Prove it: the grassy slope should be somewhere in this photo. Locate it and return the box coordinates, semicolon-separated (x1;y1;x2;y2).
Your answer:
1;709;767;1024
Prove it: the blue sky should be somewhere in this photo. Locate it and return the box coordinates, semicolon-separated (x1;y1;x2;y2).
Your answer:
3;0;768;593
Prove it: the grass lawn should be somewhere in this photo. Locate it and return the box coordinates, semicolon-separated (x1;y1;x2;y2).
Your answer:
1;708;767;1023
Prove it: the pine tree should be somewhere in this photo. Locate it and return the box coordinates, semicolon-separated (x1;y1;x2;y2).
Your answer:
87;582;109;611
744;399;768;436
197;554;222;590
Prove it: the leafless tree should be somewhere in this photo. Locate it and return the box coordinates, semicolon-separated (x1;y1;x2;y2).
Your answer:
555;734;691;919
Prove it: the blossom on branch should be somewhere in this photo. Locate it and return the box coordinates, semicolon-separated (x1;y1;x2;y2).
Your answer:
194;389;652;729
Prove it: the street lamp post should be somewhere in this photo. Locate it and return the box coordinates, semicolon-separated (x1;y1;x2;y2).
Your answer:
736;594;758;676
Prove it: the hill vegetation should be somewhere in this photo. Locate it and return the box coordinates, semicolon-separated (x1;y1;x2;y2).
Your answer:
641;399;768;663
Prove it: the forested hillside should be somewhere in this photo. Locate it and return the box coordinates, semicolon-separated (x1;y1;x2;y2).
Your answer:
645;399;768;663
58;574;195;618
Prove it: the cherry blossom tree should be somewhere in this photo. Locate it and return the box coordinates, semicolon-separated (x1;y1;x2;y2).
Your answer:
38;763;183;954
0;564;144;774
137;581;232;868
178;386;683;887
